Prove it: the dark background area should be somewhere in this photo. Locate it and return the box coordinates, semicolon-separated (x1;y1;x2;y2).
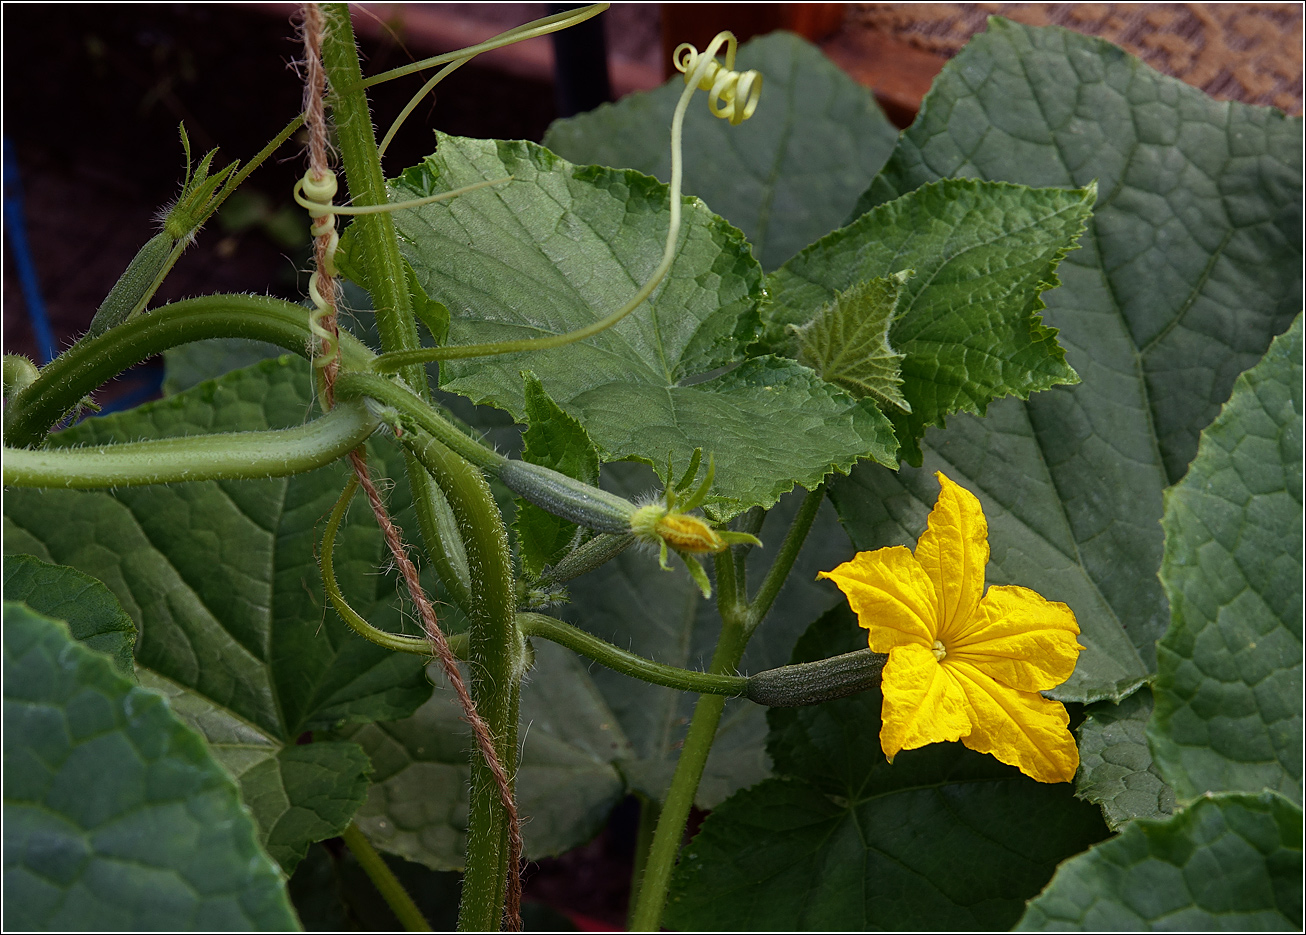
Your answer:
2;4;559;407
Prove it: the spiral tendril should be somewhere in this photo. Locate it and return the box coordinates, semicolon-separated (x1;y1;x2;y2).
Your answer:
673;32;762;125
297;170;341;373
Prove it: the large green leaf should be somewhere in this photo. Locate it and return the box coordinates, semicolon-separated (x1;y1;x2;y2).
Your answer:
3;553;136;677
385;133;896;514
4;602;298;930
1018;791;1302;931
830;17;1301;704
3;357;432;873
666;606;1109;931
543;31;899;271
763;177;1091;462
1076;689;1175;831
1149;317;1302;805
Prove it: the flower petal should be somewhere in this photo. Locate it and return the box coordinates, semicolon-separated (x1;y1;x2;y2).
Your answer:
951;585;1083;691
819;547;938;652
880;643;971;761
947;660;1079;784
915;472;989;642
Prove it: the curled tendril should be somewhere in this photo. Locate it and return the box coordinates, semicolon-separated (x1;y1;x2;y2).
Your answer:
673;31;762;125
296;169;341;371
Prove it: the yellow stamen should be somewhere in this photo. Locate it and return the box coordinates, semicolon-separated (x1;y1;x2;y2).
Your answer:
932;640;947;661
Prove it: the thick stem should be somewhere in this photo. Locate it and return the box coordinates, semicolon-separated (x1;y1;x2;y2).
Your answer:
3;399;377;488
319;3;425;398
321;14;524;925
3;294;373;449
402;428;522;931
341;822;432;931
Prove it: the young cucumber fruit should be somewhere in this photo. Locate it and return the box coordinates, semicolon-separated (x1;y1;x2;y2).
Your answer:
497;459;637;535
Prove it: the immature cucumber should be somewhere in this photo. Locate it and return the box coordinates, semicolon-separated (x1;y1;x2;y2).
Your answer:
745;648;886;707
84;231;175;340
497;460;637;535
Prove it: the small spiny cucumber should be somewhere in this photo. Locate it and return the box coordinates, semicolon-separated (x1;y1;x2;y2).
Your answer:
84;231;175;340
497;460;637;535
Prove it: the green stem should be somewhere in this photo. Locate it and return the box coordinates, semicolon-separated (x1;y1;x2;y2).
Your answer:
320;3;424;397
400;427;522;932
519;613;748;696
323;14;525;927
629;486;827;930
3;399;377;488
629;594;750;933
3;294;373;449
341;822;432;932
334;371;504;469
322;475;440;654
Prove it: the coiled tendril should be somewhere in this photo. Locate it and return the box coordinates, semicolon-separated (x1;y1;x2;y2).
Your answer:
673;31;762;125
296;169;341;371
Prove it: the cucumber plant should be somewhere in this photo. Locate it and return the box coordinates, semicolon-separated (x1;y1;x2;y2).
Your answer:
4;4;1300;932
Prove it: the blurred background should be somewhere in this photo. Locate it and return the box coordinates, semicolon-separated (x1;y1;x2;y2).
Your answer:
2;2;1301;926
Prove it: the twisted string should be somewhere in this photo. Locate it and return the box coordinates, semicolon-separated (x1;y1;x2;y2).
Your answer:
673;32;762;125
299;5;522;928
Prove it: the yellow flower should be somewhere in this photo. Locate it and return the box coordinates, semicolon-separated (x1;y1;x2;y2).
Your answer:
819;472;1084;783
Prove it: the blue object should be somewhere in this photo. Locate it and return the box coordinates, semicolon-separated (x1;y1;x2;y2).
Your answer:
3;136;58;365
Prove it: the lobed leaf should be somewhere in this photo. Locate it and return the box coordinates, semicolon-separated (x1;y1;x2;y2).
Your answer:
1149;316;1302;805
385;133;897;515
792;272;911;412
1018;792;1303;931
3;357;432;872
764;177;1091;463
830;17;1301;703
4;603;297;930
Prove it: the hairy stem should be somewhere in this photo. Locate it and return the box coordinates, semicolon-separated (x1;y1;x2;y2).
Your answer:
401;427;522;931
3;399;377;488
341;822;432;931
518;613;748;696
320;3;424;397
3;294;373;449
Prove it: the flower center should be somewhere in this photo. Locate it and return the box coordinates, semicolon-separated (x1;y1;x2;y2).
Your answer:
932;640;947;662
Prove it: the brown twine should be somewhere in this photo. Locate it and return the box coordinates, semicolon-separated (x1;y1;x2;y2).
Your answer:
299;4;522;928
348;450;525;928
